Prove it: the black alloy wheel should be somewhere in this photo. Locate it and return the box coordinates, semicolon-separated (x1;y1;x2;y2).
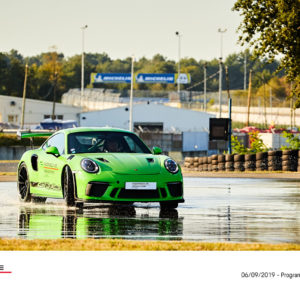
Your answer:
63;166;75;207
18;163;31;202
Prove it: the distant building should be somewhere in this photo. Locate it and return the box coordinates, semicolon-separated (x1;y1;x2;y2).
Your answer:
62;88;124;111
80;102;216;155
0;95;81;128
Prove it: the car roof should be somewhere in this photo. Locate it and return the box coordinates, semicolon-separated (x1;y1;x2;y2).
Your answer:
55;127;133;135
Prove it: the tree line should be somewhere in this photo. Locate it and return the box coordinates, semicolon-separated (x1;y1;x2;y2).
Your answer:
0;49;286;102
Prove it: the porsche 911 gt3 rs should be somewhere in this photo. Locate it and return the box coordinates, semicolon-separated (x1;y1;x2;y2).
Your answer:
17;128;184;209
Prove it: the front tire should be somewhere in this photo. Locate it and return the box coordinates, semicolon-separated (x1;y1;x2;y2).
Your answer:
18;163;31;202
63;166;75;207
160;201;178;209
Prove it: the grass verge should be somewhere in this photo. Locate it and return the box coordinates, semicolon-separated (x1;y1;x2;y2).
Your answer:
0;239;299;251
0;172;17;176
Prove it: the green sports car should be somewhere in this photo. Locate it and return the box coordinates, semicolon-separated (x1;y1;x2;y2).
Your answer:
17;128;184;209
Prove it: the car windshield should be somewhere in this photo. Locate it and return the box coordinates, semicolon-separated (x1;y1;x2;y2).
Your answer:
67;131;151;154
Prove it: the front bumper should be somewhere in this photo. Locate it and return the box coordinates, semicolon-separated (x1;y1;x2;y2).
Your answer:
74;171;184;203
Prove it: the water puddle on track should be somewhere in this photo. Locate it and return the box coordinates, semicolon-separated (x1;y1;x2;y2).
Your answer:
0;177;300;243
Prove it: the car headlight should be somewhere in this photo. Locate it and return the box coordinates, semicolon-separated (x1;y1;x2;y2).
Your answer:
80;158;100;173
164;159;179;174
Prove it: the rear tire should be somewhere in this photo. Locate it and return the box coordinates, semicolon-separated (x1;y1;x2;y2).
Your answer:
63;166;75;207
32;197;47;203
18;163;31;202
160;201;178;209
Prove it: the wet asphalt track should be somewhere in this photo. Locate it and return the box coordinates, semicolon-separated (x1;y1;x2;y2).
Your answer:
0;177;300;243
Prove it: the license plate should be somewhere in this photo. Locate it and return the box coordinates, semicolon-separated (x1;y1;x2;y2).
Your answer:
125;182;157;190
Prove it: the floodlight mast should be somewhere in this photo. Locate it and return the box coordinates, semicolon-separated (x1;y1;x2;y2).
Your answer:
129;55;135;132
81;25;88;110
175;31;182;100
218;28;227;118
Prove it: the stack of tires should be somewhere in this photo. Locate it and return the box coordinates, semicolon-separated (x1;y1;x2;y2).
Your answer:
198;157;203;171
256;152;268;171
225;154;234;171
207;156;212;172
245;154;256;171
211;155;218;172
282;150;298;171
191;157;199;171
218;154;226;171
202;157;208;171
234;154;245;172
268;150;282;171
184;157;193;169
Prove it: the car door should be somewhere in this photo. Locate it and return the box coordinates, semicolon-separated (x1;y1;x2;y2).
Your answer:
38;133;66;198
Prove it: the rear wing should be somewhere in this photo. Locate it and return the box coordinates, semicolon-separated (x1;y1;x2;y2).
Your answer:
17;131;54;140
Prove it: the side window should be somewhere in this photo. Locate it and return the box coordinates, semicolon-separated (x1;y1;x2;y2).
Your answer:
42;133;65;155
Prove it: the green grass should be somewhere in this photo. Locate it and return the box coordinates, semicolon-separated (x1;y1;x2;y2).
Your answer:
231;121;293;130
0;172;17;176
0;133;46;147
0;239;299;251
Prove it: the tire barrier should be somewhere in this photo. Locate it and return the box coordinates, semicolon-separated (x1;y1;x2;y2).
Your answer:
256;152;268;171
225;154;234;171
234;154;245;172
268;150;282;171
245;154;256;171
281;150;298;172
183;150;299;172
211;154;218;172
218;154;226;171
207;156;212;172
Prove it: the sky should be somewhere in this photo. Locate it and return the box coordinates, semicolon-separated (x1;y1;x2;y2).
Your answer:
0;0;243;61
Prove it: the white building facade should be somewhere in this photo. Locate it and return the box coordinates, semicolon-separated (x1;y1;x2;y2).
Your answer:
79;102;215;132
80;103;215;154
0;95;81;127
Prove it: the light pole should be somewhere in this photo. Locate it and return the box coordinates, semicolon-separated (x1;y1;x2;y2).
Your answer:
81;24;88;109
20;64;28;129
244;52;247;90
129;55;135;132
218;28;227;118
204;63;207;111
218;58;223;118
175;31;182;100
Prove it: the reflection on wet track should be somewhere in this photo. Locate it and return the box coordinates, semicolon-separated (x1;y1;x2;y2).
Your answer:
1;177;300;243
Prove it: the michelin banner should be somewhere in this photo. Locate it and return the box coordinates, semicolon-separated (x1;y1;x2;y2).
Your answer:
136;73;191;84
91;73;132;83
91;73;191;84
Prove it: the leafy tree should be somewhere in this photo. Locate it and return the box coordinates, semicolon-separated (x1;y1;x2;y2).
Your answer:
248;131;268;153
4;50;25;97
232;131;267;154
233;0;300;99
36;51;65;101
280;131;300;150
231;135;248;154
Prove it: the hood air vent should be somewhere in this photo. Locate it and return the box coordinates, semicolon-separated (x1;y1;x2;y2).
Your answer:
97;158;109;163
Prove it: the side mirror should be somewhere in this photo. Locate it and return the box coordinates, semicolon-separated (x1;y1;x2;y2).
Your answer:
152;146;162;155
46;146;60;157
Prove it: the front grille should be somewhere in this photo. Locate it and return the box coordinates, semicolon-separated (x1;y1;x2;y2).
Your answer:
86;182;109;197
118;189;159;199
167;182;183;197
